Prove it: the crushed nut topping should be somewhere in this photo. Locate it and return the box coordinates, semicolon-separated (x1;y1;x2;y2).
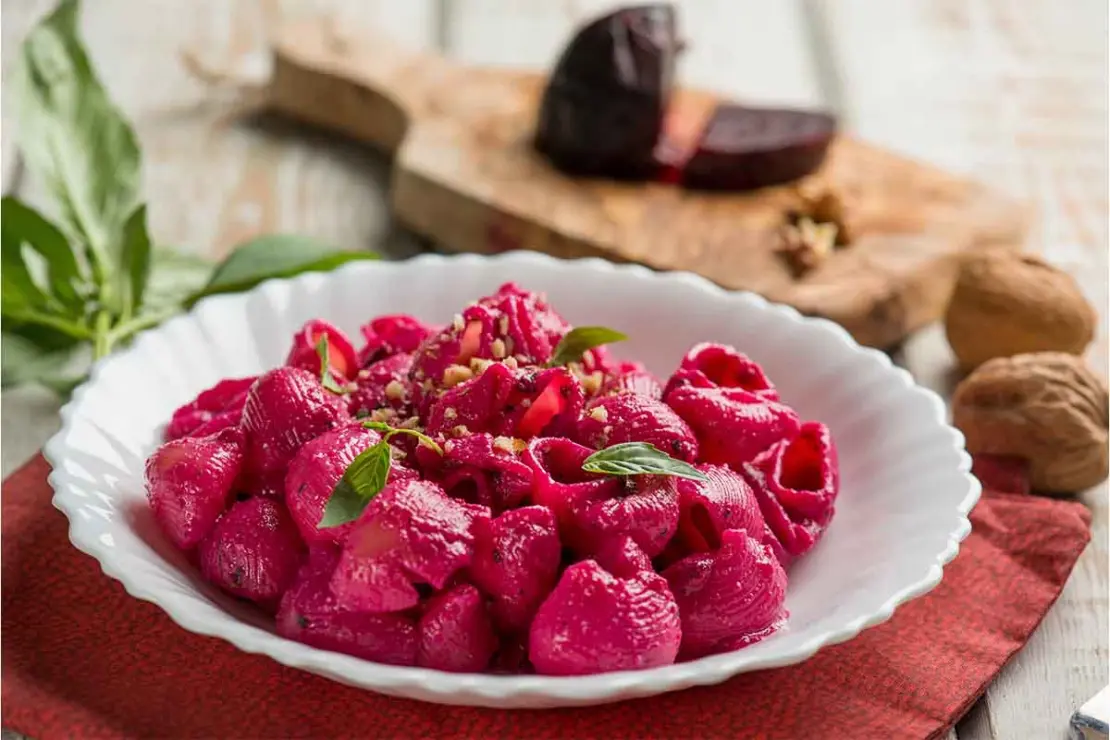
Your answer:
384;380;406;401
452;313;466;332
790;185;851;246
490;338;507;359
451;424;471;438
492;436;516;453
587;405;609;423
399;416;421;430
470;357;494;374
443;407;458;421
443;439;456;454
368;408;397;423
777;217;838;277
442;364;474;388
504;356;520;370
498;315;510;336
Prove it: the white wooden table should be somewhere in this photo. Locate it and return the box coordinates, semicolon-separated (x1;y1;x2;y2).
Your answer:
2;2;1106;738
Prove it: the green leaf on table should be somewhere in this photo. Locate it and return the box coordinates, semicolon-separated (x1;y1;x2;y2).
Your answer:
581;442;709;481
11;0;141;280
188;234;380;305
319;440;393;528
118;205;152;314
549;326;628;367
1;330;91;394
1;196;88;314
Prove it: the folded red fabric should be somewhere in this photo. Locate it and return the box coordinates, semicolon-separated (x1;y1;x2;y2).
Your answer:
1;454;1091;740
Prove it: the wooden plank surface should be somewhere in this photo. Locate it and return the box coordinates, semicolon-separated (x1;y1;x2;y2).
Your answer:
1;2;1105;739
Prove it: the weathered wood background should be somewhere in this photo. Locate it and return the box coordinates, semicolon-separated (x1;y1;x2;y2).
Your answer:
2;1;1106;738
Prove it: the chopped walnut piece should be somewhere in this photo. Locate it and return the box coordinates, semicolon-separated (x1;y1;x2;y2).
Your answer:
490;338;507;359
442;364;474;388
451;313;466;332
443;407;458;421
384;380;406;401
587;405;609;423
777;217;837;277
470;357;494;374
451;424;471;438
791;185;852;246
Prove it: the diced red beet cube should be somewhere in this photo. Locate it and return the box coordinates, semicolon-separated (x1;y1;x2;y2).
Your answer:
145;426;246;550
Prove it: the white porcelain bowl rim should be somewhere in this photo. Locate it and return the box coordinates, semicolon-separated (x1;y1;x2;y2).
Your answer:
44;252;979;706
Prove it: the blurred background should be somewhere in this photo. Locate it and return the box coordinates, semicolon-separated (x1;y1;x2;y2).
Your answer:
1;2;1106;739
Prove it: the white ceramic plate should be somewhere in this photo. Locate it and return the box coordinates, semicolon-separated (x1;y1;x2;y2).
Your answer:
44;252;978;708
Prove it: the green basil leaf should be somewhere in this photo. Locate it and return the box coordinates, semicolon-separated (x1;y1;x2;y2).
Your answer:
319;440;392;528
118;205;151;314
358;421;444;456
581;442;709;481
1;196;87;313
549;326;628;367
316;334;349;395
360;421;393;434
1;330;91;394
188;235;380;305
12;0;141;274
143;248;213;315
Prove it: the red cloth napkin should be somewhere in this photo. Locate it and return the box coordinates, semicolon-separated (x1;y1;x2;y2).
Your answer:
2;455;1092;740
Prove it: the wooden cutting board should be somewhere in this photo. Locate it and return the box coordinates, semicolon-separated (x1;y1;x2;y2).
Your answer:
262;19;1031;350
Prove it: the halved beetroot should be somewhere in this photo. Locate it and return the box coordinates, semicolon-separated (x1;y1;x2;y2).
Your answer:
681;104;837;191
198;496;306;609
164;376;257;441
239;367;349;487
663;528;787;659
330;479;490;612
470;506;562;632
145;426;246;550
534;5;681;180
416;584;499;672
529;559;681;675
285;319;358;381
276;546;418;665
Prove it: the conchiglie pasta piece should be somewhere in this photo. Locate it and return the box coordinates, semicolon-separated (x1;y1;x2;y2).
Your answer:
665;384;799;467
575;393;698;462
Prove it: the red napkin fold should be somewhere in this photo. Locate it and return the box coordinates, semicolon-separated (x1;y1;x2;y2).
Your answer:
2;454;1092;740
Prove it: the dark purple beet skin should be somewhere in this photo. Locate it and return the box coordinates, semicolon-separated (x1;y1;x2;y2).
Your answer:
680;104;837;191
533;4;680;179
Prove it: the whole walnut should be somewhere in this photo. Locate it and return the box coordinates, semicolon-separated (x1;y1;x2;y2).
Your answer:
944;251;1096;371
952;352;1109;494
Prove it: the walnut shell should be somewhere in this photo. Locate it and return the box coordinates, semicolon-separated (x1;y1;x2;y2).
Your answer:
944;251;1096;371
952;352;1109;494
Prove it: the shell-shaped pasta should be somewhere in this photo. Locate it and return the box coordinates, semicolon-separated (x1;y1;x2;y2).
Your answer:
529;560;681;675
674;463;765;553
329;479;490;612
665;384;799;467
575;393;698;462
198;496;306;609
566;474;680;558
437;433;533;513
348;352;414;418
743;421;839;562
358;314;439;367
285;423;415;547
471;506;562;632
522;437;621;530
164;375;256;441
417;583;499;672
664;342;779;401
663;528;787;660
277;546;418;665
592;534;654;579
146;426;246;550
598;362;664;400
240;367;350;487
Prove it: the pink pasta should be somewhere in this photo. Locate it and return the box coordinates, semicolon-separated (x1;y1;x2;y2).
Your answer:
470;506;562;632
145;283;841;676
665;384;800;467
575;393;698;462
743;421;839;563
277;547;418;666
663;528;787;660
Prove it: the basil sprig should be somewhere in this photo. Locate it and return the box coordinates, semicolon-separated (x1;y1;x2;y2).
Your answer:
319;422;444;528
1;0;379;396
315;334;350;395
582;442;709;481
548;326;628;367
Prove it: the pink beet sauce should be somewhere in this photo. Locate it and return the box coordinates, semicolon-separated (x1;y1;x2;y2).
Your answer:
146;280;839;674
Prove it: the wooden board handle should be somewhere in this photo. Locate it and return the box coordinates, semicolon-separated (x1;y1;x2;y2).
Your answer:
268;19;451;154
